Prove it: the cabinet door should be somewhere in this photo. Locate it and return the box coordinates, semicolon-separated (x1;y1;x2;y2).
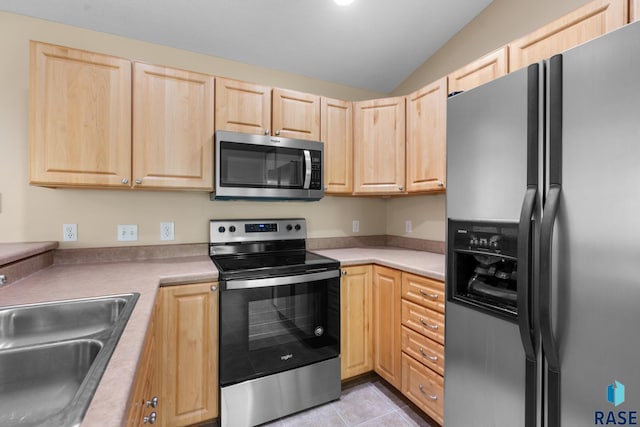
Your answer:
215;77;271;135
448;47;508;94
508;0;627;71
353;97;406;194
321;97;353;194
159;283;218;427
29;41;131;188
132;63;214;190
340;265;373;380
126;298;159;426
402;353;444;425
372;265;402;388
272;88;321;141
406;78;447;193
633;0;640;21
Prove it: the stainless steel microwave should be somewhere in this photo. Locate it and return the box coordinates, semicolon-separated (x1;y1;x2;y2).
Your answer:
211;131;324;201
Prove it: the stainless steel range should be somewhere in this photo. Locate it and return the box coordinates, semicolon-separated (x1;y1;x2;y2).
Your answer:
209;218;341;427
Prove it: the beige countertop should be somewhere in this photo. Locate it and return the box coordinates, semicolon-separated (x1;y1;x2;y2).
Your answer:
312;247;445;281
0;255;218;427
0;241;58;265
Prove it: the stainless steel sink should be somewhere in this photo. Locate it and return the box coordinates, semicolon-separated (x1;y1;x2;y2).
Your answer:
0;293;139;427
0;295;131;349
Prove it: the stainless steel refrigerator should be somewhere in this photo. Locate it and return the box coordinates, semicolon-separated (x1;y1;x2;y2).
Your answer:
445;21;640;427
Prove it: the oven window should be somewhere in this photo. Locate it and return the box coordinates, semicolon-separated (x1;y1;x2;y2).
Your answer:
219;141;304;188
219;277;340;386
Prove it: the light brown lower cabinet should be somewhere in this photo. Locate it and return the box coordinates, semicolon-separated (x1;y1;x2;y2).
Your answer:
372;265;402;389
401;353;444;425
158;282;219;426
340;265;373;380
126;297;160;426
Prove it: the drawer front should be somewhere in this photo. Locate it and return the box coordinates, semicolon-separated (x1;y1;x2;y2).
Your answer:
401;273;445;314
401;299;444;345
401;326;444;376
402;353;443;425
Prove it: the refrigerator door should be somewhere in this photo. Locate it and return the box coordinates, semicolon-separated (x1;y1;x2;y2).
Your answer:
541;21;640;427
446;67;538;426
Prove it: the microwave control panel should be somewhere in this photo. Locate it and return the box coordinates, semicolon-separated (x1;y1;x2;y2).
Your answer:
310;151;322;190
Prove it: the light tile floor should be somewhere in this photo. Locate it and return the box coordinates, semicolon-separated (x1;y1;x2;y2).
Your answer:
260;376;438;427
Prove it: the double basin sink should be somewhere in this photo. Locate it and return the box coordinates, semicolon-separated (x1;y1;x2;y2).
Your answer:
0;293;139;426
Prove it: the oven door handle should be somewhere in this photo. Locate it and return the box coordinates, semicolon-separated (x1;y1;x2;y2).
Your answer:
223;269;339;290
303;150;312;189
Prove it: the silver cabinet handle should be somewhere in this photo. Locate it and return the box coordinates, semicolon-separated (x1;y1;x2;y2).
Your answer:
418;384;438;400
264;129;270;135
419;347;438;362
341;270;347;276
437;181;444;187
211;285;218;292
419;289;439;300
275;130;281;136
121;178;129;185
143;412;157;424
135;179;142;185
419;318;439;330
146;396;158;408
399;185;404;191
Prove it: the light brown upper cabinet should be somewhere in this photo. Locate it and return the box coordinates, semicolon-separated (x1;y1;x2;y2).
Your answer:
272;88;321;140
406;77;447;193
133;63;214;190
215;77;321;141
353;96;406;195
448;47;508;94
321;97;353;194
29;41;132;188
509;0;628;72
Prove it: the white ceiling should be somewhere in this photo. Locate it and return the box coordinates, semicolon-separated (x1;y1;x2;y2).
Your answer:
0;0;493;93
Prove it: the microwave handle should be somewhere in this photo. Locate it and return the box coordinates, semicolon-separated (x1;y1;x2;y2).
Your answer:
303;150;312;189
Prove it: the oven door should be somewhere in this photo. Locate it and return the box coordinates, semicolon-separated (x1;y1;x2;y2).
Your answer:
219;270;340;387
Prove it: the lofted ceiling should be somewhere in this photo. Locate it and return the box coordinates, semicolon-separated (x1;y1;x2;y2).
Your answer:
0;0;493;93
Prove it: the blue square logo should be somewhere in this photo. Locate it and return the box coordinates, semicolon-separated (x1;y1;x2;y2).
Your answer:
608;381;626;407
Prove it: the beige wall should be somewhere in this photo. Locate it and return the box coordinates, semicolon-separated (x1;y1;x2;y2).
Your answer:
385;195;445;241
0;11;387;248
392;0;592;95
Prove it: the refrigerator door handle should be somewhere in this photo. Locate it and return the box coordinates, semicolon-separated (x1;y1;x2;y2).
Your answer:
518;186;538;427
542;53;563;427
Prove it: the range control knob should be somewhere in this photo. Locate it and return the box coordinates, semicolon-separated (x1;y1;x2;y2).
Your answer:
218;226;226;233
295;224;301;231
229;226;236;232
286;224;293;231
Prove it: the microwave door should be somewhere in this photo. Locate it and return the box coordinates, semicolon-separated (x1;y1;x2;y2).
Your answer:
303;150;312;189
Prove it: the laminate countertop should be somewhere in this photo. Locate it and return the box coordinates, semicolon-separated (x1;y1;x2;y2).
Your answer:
312;247;445;281
0;254;218;427
0;244;443;426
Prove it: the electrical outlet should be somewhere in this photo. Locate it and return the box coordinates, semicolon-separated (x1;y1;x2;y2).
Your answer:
405;220;412;233
160;222;175;241
63;224;78;242
352;219;360;233
117;224;138;241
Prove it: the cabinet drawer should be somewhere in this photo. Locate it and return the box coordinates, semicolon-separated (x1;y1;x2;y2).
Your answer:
401;326;444;376
401;299;444;345
401;273;444;314
402;353;443;425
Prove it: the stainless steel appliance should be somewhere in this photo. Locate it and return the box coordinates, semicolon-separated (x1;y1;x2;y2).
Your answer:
211;131;324;201
209;218;340;427
446;22;640;427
